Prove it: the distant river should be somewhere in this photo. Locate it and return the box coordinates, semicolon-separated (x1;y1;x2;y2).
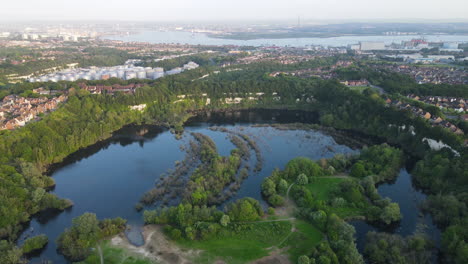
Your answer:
104;31;468;47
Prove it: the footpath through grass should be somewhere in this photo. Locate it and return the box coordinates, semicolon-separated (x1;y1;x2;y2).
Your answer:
281;220;323;261
78;241;153;264
177;221;292;264
176;218;323;264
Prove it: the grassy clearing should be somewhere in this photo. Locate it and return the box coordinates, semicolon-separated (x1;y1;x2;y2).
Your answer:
349;86;371;93
281;220;323;261
177;221;292;264
331;206;365;219
306;177;344;201
78;241;154;264
306;177;365;218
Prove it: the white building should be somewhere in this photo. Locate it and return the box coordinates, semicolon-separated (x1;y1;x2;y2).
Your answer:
443;42;459;49
183;61;199;70
360;41;386;51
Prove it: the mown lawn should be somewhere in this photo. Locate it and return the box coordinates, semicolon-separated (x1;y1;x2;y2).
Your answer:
78;241;153;264
177;221;292;264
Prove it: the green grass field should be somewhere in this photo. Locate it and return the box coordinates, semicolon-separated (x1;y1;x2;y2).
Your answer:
306;177;344;201
349;86;371;93
177;221;294;264
306;177;366;219
281;220;323;261
177;219;324;264
78;241;154;264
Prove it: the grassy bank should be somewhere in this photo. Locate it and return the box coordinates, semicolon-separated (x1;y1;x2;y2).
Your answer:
176;220;322;264
176;221;291;264
78;241;153;264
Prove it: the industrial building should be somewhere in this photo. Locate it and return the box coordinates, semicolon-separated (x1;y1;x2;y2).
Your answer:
29;61;199;83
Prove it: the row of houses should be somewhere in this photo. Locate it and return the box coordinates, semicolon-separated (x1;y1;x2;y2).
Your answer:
341;79;370;87
407;94;466;113
375;64;468;85
77;83;145;95
385;98;464;135
268;61;354;80
0;94;67;130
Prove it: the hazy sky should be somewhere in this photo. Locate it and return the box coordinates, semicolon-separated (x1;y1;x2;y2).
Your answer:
2;0;467;22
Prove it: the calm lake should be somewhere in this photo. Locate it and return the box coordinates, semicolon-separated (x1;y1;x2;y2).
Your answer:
104;30;468;47
18;109;440;263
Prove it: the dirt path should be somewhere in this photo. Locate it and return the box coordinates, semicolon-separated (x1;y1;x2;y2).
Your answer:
249;217;296;223
110;225;198;264
97;243;104;264
316;174;349;179
286;183;295;201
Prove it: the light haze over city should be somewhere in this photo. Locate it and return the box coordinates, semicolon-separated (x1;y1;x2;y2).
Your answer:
2;0;468;21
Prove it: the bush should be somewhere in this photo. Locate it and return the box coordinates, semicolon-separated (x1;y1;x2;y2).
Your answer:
297;173;309;185
135;203;143;212
267;207;276;215
262;178;277;196
170;228;182;240
277;179;289;195
220;214;230;227
21;234;48;254
226;198;264;221
298;255;311;264
379;203;401;224
268;195;285;207
350;162;367;178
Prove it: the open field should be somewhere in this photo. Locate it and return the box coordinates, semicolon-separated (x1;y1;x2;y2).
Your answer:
305;177;366;219
305;177;345;200
280;220;323;261
348;86;372;93
176;221;293;264
78;241;154;264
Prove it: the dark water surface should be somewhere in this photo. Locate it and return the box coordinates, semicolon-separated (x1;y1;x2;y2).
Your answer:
350;168;441;254
17;110;439;263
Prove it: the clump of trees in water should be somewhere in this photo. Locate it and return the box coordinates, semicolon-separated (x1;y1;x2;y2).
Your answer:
140;139;201;207
21;234;48;255
184;132;242;205
209;126;264;172
139;128;258;208
56;213;126;262
0;234;48;264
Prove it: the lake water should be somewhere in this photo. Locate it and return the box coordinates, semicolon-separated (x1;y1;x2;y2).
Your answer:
17;109;439;263
104;30;468;47
350;168;441;254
